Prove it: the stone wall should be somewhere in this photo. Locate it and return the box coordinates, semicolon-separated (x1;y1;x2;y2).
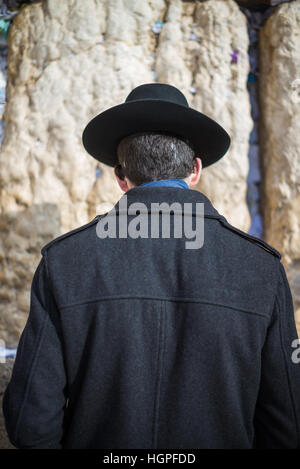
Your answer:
0;0;252;345
259;0;300;335
156;0;252;229
1;0;300;449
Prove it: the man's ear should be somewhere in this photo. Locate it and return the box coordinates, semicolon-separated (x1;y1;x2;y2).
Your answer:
114;165;131;192
115;164;125;180
189;157;202;187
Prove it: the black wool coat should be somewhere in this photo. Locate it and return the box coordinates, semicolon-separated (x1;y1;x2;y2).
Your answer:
3;186;300;448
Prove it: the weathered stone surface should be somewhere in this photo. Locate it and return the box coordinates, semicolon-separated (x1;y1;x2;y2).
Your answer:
259;0;300;335
156;0;251;229
186;0;252;230
0;0;252;343
0;359;15;449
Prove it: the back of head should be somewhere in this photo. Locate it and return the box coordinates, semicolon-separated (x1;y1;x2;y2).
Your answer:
116;132;196;186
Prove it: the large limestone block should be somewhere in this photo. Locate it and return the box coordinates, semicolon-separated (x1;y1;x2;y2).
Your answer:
1;0;167;228
0;0;252;344
156;0;252;231
259;0;300;334
0;0;166;344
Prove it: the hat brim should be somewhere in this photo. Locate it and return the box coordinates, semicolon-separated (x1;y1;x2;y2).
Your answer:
82;99;231;168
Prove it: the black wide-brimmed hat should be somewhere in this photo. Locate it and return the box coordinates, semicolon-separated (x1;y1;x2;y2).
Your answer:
82;83;231;168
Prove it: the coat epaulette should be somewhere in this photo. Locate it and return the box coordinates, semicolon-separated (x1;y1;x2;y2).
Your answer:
41;215;101;256
218;217;282;260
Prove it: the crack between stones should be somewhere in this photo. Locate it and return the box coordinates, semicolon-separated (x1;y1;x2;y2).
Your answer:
238;4;274;239
151;0;170;83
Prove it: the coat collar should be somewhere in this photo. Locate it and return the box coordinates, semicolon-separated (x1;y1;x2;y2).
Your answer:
111;186;226;221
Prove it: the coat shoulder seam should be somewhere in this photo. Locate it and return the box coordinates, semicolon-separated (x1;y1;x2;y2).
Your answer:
40;216;101;255
218;218;281;259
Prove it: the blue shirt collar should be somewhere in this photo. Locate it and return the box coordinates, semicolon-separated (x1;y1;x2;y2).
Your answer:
139;179;189;190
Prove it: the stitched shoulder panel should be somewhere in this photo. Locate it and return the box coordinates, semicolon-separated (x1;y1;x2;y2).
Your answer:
41;215;102;256
218;218;282;259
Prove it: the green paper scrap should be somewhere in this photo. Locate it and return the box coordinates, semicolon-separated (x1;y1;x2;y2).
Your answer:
0;19;11;40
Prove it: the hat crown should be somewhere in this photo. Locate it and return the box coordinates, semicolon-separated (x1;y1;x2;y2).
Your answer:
125;83;189;108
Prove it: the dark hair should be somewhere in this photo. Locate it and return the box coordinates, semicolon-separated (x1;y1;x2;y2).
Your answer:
116;132;196;186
